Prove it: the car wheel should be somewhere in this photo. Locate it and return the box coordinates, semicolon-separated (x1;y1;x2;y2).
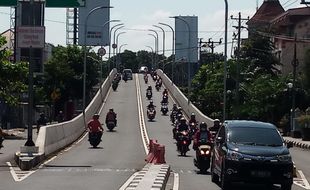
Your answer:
211;158;219;183
221;166;230;190
281;182;292;190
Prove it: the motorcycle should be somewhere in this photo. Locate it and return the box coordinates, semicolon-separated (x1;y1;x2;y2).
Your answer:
162;95;168;104
144;75;148;84
0;137;4;149
155;83;160;91
112;81;118;91
189;122;198;140
161;103;169;115
176;131;191;156
146;90;152;100
106;121;116;131
194;139;212;173
147;107;156;121
88;131;102;148
170;110;177;124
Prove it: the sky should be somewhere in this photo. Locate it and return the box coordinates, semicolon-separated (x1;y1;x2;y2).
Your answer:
0;0;305;58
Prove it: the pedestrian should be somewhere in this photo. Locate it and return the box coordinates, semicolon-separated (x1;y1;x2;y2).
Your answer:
37;113;47;133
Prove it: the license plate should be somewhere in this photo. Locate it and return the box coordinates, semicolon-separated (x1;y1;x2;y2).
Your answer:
251;171;271;178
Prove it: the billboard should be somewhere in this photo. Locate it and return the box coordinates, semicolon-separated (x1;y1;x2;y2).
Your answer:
78;0;110;46
17;26;45;48
175;16;198;64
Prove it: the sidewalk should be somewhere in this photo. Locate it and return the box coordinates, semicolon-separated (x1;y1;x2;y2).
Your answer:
283;136;310;150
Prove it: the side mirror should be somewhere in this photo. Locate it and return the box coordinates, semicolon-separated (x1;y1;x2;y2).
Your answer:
286;142;293;149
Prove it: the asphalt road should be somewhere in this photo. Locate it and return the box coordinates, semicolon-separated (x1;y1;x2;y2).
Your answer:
140;74;309;190
0;76;146;190
0;74;309;190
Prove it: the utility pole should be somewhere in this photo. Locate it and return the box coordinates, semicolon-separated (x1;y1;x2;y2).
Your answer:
291;34;299;135
231;12;249;119
199;38;222;67
73;8;78;45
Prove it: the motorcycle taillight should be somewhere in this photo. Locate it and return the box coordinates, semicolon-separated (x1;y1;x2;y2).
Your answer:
183;141;187;145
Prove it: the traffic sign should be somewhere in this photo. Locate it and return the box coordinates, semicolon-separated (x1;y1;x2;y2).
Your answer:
0;0;17;6
112;44;117;49
45;0;85;7
97;47;106;56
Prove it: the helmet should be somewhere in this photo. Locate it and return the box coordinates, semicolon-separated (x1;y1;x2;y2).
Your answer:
173;103;177;107
177;113;183;119
109;108;114;112
148;85;151;89
214;119;220;124
178;107;182;111
200;122;207;131
180;117;186;123
93;114;100;119
150;100;153;104
190;112;195;118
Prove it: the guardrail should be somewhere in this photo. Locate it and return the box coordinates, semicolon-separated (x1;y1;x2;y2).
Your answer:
17;69;117;170
156;69;214;127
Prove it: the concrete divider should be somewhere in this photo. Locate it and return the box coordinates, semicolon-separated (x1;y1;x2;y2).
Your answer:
16;69;117;169
156;70;214;127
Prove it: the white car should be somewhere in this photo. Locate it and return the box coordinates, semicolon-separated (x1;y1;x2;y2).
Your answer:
139;66;148;73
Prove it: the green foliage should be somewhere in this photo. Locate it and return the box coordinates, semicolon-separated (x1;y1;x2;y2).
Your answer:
43;45;99;109
0;36;28;105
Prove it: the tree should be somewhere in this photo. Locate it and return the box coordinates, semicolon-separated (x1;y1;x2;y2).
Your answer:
43;45;100;113
0;36;27;105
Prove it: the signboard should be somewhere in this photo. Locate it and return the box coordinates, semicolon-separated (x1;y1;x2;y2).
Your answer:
97;47;106;56
17;26;45;48
0;0;17;6
78;0;110;46
45;0;85;7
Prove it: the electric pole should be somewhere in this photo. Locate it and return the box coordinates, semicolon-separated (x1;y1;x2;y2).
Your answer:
199;38;222;67
231;12;249;119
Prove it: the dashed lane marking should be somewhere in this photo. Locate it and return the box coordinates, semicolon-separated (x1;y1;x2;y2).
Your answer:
173;172;180;190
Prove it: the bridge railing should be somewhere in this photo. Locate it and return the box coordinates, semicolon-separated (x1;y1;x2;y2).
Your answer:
36;69;117;155
156;69;214;127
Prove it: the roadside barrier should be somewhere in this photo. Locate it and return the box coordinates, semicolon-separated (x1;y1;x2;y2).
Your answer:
145;139;166;164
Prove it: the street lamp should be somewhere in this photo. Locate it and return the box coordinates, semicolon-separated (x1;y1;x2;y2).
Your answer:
149;29;159;68
146;45;154;69
108;23;124;71
148;33;158;70
119;43;128;54
159;22;175;83
115;32;126;69
170;16;191;104
83;6;113;116
223;0;229;121
153;25;166;71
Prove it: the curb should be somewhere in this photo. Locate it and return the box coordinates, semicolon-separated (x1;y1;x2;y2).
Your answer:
125;164;170;190
284;139;310;150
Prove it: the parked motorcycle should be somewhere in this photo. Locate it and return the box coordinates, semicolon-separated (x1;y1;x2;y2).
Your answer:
161;103;169;115
147;107;156;121
194;139;212;173
176;131;191;156
88;131;102;148
106;121;116;132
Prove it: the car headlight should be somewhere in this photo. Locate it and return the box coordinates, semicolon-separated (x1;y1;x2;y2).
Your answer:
277;154;292;162
227;150;243;161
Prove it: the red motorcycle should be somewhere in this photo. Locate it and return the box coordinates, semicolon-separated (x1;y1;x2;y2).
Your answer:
177;131;191;156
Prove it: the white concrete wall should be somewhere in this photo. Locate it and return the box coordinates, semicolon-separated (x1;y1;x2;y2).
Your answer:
157;70;214;128
36;69;117;155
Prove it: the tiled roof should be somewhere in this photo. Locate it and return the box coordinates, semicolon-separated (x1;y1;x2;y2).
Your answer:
247;0;285;25
271;7;310;26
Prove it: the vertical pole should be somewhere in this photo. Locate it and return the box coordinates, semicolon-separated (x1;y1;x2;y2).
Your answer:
223;0;228;121
73;8;77;45
291;34;297;132
236;12;241;119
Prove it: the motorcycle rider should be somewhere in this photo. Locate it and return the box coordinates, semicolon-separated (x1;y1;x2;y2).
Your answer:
176;117;190;150
106;108;117;126
172;103;178;111
193;122;211;151
209;119;221;133
189;112;197;124
176;107;183;116
147;100;156;110
161;94;169;104
88;114;104;139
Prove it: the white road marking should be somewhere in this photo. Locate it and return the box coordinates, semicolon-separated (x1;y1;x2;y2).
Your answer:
173;172;180;190
6;162;35;182
119;172;139;190
294;170;310;189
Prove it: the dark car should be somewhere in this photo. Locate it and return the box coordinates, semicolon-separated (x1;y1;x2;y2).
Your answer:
211;120;293;190
122;69;133;80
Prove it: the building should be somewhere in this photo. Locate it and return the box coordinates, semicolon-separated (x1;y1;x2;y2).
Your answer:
247;0;310;74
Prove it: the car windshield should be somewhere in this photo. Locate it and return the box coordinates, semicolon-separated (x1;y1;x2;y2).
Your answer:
228;127;283;147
